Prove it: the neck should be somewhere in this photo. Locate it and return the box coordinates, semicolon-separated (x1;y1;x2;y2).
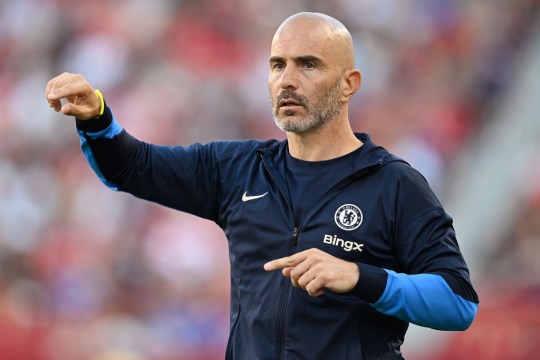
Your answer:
287;113;363;161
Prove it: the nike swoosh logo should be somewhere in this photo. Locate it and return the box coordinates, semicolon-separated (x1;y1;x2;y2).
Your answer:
242;191;268;202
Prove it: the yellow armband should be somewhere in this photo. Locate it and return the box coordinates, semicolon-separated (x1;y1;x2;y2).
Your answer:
95;89;105;116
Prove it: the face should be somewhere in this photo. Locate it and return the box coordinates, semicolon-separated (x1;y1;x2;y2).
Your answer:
268;22;344;134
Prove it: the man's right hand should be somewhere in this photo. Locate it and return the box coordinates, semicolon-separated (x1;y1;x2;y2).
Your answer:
46;72;101;120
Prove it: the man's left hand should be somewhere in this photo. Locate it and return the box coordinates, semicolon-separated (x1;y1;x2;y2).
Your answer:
264;248;360;297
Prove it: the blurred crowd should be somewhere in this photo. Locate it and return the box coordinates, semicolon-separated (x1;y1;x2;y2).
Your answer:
0;0;539;359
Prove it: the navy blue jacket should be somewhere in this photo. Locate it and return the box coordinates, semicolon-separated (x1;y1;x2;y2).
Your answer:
76;106;479;359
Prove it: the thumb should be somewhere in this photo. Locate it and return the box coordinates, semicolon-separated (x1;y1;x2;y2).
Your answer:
282;267;292;277
60;91;101;120
61;102;96;120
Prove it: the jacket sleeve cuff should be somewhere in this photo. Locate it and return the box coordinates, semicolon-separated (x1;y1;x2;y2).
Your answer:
76;104;113;133
350;262;388;303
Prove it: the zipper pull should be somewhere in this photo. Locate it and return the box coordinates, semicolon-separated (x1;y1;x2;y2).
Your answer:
292;227;299;246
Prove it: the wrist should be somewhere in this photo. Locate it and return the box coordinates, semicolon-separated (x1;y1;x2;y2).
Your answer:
350;262;388;303
95;89;105;116
76;102;113;133
347;262;360;291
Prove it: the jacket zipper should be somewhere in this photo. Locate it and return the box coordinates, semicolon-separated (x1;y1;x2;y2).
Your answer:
260;154;298;360
292;227;299;246
275;226;298;360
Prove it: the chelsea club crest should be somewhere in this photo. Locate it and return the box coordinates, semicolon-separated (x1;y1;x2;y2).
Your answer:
334;204;363;231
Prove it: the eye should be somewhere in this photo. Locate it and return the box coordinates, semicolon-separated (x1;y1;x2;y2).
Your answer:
273;63;285;70
304;62;316;69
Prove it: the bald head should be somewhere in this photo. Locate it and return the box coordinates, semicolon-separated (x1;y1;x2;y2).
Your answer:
268;12;362;137
272;12;356;71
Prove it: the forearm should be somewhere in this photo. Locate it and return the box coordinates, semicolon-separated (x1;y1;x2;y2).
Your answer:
76;105;221;220
351;264;478;331
76;105;138;190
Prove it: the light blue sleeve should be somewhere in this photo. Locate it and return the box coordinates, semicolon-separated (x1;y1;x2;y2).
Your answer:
372;270;478;330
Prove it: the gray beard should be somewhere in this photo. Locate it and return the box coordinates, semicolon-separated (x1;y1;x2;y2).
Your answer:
272;82;342;134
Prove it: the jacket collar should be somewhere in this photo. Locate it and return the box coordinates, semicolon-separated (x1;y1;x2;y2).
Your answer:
257;133;403;175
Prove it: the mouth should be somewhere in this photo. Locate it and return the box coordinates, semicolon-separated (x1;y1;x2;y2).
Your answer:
279;98;302;108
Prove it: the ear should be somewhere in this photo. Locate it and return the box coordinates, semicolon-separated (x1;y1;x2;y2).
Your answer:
340;69;362;103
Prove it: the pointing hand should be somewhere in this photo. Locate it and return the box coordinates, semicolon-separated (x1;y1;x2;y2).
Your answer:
264;248;360;297
46;72;101;120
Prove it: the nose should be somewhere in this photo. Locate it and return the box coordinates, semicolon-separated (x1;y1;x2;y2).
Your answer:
278;64;299;90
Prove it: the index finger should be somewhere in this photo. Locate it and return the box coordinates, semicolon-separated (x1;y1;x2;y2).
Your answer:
46;73;68;109
264;253;306;271
46;72;71;100
48;81;90;101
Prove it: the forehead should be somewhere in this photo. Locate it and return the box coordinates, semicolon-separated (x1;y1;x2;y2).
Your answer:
270;24;333;59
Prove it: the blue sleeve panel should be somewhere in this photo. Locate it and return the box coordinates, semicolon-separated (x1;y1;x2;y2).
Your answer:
372;270;478;331
77;108;123;191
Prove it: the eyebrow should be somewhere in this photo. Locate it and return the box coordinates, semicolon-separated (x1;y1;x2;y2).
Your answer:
297;55;324;65
269;55;325;66
269;56;285;65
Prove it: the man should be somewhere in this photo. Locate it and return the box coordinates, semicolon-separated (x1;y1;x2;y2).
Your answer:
46;12;478;360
